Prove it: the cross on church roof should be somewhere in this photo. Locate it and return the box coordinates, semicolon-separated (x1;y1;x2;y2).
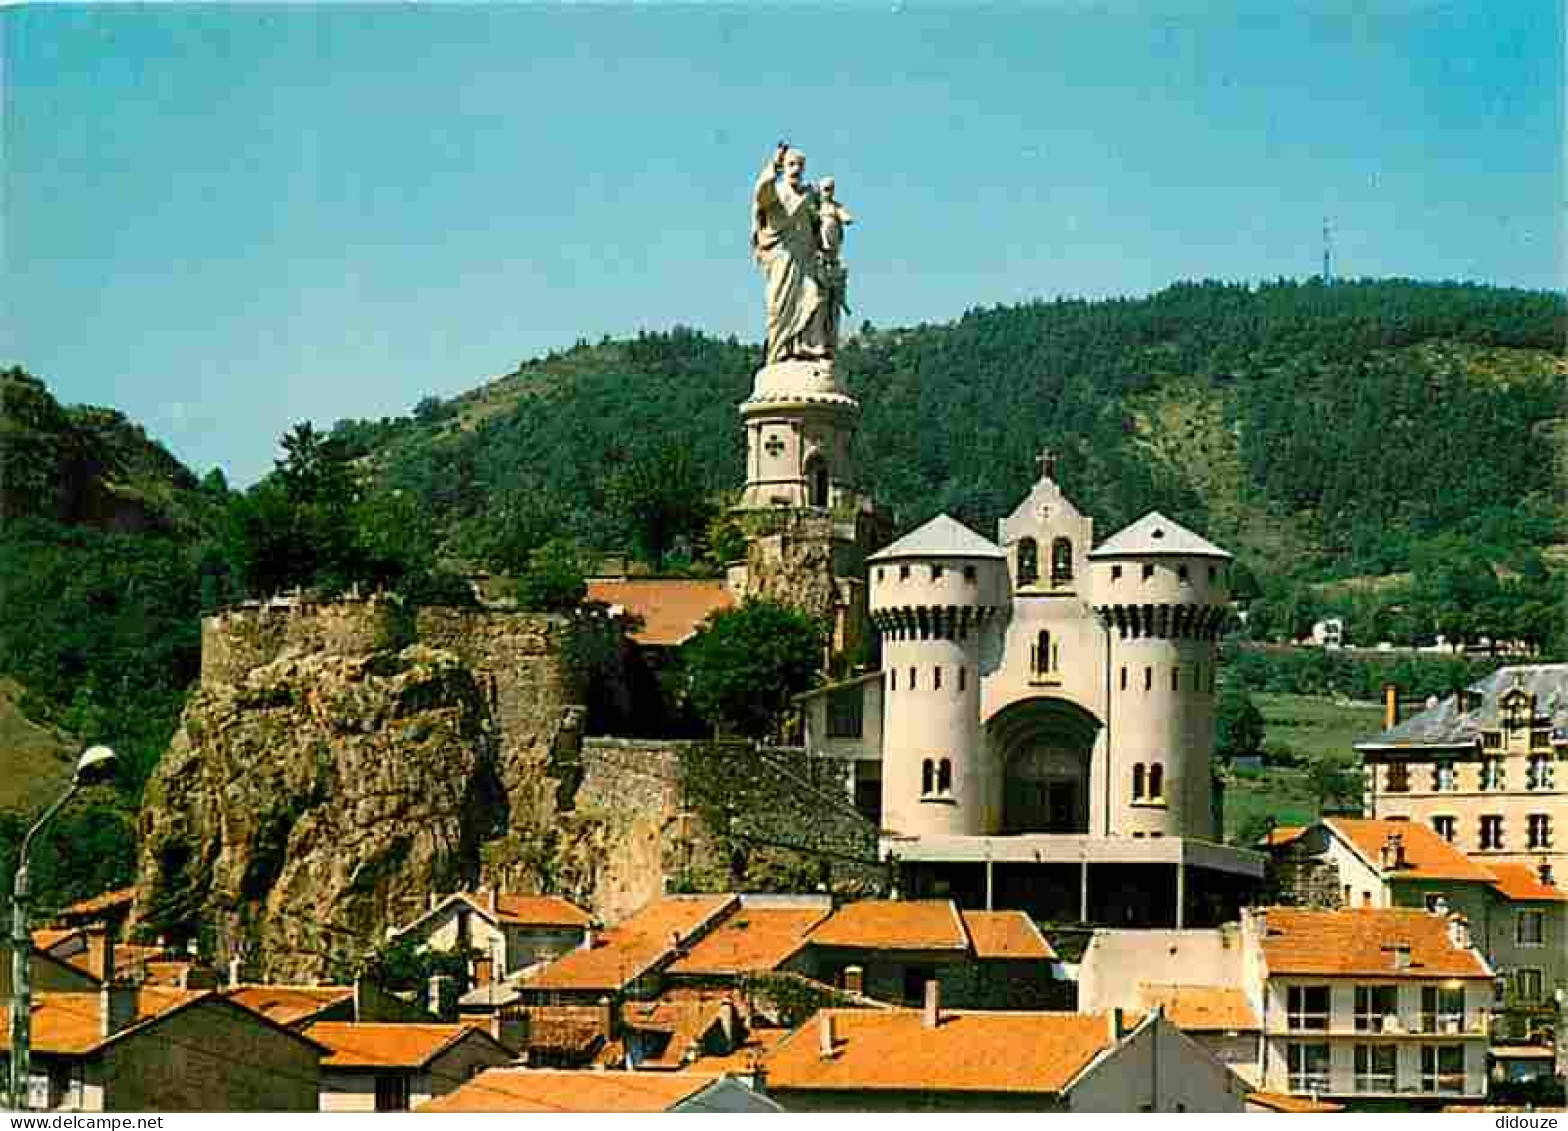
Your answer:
1036;448;1056;481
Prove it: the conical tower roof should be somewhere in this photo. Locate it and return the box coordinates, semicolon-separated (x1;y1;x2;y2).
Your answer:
867;514;1005;562
1088;511;1231;559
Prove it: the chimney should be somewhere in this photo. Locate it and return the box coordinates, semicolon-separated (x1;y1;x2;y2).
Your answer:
842;965;865;996
1538;861;1555;888
922;979;940;1029
228;955;243;989
597;995;614;1042
818;1012;836;1059
718;998;737;1047
473;955;493;988
1392;834;1408;870
84;923;115;983
1108;1007;1128;1042
488;888;498;916
428;973;449;1018
581;925;597;950
1392;943;1411;971
1383;683;1400;730
100;983;137;1039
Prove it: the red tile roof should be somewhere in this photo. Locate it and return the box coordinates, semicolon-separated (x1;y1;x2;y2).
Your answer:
620;999;730;1069
526;895;736;992
418;1068;726;1113
493;893;593;927
764;1009;1114;1094
585;579;734;647
305;1021;500;1069
1139;985;1258;1032
1249;1091;1345;1113
666;906;828;975
226;985;356;1027
960;910;1056;960
0;988;206;1055
1326;818;1498;883
57;887;136;919
1258;907;1491;979
1488;863;1568;903
1262;826;1307;848
806;900;969;952
33;928;82;953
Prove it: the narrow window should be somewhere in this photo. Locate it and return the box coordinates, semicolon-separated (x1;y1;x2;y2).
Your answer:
1133;763;1146;800
1209;565;1218;582
937;759;953;794
909;666;916;690
933;666;942;690
1033;630;1051;676
1171;667;1179;692
931;563;944;581
1111;564;1123;582
899;564;911;581
1050;537;1073;585
1144;666;1152;691
963;564;976;582
1432;815;1457;843
958;666;966;691
1149;763;1165;800
890;669;897;692
1119;666;1128;691
922;759;935;796
1142;563;1155;582
1177;564;1190;584
1017;538;1039;586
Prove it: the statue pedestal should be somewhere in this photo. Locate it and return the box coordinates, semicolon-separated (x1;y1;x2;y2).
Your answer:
737;360;860;510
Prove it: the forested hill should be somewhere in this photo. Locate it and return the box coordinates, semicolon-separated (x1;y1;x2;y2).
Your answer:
346;278;1564;592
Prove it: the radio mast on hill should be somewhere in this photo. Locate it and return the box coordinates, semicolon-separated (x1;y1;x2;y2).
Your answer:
1322;217;1333;284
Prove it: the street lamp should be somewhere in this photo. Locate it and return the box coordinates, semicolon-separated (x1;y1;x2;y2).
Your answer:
8;745;116;1111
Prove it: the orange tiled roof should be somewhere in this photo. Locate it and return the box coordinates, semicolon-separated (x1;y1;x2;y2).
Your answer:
418;1068;724;1113
765;1009;1114;1094
493;893;593;927
666;906;829;975
33;928;81;953
1262;826;1307;848
584;579;734;647
305;1021;495;1069
58;887;136;919
1249;1091;1345;1113
1258;907;1491;979
1488;863;1568;903
1326;818;1497;883
0;988;204;1055
1139;985;1258;1032
620;999;730;1069
806;900;969;952
960;910;1056;960
689;1026;790;1075
527;895;736;992
226;985;356;1027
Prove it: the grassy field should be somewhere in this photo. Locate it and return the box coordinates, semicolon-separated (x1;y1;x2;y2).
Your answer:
1221;692;1385;844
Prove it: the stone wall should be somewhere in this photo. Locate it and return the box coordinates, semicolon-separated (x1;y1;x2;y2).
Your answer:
200;596;408;688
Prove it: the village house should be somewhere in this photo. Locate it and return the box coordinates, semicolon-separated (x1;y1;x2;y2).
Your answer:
304;1021;514;1112
224;978;432;1030
387;889;592;984
0;986;324;1112
761;992;1247;1112
417;1067;781;1113
1265;817;1566;1050
1246;906;1494;1108
778;898;1065;1009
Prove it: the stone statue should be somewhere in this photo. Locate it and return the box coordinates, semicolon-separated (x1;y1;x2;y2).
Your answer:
752;143;834;365
817;175;854;349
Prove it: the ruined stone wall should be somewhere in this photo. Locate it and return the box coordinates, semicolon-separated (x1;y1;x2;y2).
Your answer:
200;597;408;688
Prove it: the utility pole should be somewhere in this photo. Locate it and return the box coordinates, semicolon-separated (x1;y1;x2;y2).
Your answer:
1322;217;1333;284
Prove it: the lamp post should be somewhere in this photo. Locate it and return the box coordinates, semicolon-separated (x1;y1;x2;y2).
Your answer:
8;745;116;1111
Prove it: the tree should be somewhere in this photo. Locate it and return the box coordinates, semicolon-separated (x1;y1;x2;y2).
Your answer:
682;601;824;738
514;539;587;612
1215;685;1266;761
608;442;711;572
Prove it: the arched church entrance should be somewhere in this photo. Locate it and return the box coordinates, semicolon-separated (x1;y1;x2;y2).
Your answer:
986;697;1101;834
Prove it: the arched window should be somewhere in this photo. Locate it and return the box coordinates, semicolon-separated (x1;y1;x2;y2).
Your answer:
1032;630;1052;675
1133;763;1146;800
922;759;935;796
1051;537;1073;585
1017;538;1039;586
937;759;953;795
1149;763;1165;800
806;456;829;508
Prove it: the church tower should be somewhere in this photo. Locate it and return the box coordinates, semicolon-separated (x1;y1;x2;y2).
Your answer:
868;516;1007;837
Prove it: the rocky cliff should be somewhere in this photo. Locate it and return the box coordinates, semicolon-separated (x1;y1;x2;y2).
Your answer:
135;596;880;980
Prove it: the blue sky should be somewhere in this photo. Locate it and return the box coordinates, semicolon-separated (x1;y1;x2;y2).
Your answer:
6;1;1562;486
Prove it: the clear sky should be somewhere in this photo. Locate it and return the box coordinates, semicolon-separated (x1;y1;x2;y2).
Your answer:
5;1;1562;486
